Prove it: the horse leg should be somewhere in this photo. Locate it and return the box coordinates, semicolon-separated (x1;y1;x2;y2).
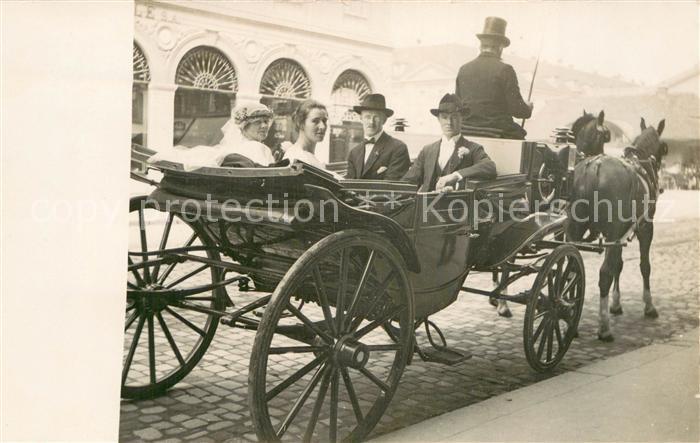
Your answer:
496;269;512;318
638;223;658;318
598;246;622;341
489;271;499;307
610;260;624;315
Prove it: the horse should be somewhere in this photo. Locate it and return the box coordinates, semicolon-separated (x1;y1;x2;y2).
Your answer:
489;110;612;318
567;115;667;341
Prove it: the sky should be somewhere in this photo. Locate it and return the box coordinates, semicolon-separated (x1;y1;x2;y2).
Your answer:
388;1;699;86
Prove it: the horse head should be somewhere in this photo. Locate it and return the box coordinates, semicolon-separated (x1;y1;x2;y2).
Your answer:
571;110;610;156
633;118;668;170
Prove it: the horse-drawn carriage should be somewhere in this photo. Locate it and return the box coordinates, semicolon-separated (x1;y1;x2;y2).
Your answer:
125;136;583;441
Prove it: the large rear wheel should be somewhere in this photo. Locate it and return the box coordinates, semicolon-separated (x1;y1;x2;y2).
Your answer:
249;230;414;442
123;196;225;399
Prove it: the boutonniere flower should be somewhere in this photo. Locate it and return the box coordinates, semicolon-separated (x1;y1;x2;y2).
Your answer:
377;166;388;174
457;147;470;159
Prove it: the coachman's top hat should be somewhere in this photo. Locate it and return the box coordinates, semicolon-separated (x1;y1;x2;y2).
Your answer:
430;93;469;117
476;16;510;47
352;93;394;117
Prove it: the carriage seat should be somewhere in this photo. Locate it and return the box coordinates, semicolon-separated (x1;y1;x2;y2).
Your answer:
468;137;524;176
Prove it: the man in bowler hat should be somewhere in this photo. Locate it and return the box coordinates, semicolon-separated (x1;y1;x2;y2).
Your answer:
402;94;496;192
345;94;410;180
455;17;533;140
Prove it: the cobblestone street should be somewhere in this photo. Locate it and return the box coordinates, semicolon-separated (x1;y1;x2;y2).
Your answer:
120;218;699;442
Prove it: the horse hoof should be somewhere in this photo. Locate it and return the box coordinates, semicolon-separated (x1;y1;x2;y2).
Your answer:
489;296;498;307
597;332;615;342
610;305;623;316
644;307;659;319
497;307;512;318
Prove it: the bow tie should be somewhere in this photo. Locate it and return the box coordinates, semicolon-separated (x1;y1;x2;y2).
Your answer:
364;138;375;145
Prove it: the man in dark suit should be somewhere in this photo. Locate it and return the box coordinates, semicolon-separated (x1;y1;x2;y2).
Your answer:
455;17;533;140
403;94;496;192
345;94;410;180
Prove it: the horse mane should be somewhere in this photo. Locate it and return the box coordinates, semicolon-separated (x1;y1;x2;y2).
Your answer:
571;113;596;138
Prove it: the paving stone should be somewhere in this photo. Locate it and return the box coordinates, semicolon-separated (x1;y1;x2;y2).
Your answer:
133;427;163;440
142;406;167;414
182;418;208;429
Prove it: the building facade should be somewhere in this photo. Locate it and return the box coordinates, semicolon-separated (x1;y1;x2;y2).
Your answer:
132;0;394;164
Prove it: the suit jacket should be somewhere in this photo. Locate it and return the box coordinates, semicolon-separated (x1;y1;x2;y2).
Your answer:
455;53;532;139
345;132;410;180
402;136;497;192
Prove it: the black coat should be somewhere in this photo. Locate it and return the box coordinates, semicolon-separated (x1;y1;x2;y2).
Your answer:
402;136;496;192
345;132;410;180
455;53;532;139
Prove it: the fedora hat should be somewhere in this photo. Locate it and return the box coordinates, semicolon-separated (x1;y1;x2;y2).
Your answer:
430;93;468;117
476;16;510;47
352;93;394;117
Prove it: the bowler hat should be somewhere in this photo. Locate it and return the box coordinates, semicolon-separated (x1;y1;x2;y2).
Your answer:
430;93;468;117
476;16;510;47
352;93;394;117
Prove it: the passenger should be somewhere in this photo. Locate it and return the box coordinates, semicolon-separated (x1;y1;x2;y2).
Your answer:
283;99;329;170
345;94;410;180
402;94;496;192
219;101;276;167
455;17;533;140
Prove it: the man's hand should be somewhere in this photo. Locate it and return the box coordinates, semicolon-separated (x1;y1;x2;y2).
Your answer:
435;172;461;192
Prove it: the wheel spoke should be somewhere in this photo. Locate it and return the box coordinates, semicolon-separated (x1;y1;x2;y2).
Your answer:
164;306;206;337
336;249;350;334
122;314;145;386
152;212;174;281
164;264;210;289
348;270;396;333
138;206;151;283
156;312;185;366
358;366;390;393
561;274;581;300
354;305;405;340
546;319;554;362
536;319;551;360
343;250;376;332
269;346;326;355
559;258;574;293
340;366;364;422
157;232;198;285
303;364;332;442
266;353;326;401
330;366;339;443
365;343;401;352
124;309;139;332
275;362;327;438
312;266;336;336
532;315;547;342
554;320;564;348
555;257;566;294
128;256;146;287
286;303;334;344
147;313;156;384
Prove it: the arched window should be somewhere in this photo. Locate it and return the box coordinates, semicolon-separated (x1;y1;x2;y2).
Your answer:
329;70;372;163
174;46;237;146
259;59;311;146
132;42;150;147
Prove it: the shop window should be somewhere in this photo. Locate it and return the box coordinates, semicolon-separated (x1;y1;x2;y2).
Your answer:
259;58;311;147
132;43;150;147
174;46;237;146
329;70;372;163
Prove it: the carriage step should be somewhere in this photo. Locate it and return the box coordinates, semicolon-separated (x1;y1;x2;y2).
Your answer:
418;346;472;366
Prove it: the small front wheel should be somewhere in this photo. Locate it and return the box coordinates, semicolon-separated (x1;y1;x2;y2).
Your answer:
524;245;585;372
249;230;414;442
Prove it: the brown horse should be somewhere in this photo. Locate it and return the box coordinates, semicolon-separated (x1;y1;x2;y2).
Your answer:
567;115;667;341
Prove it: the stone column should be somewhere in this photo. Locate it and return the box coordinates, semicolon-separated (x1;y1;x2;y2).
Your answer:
146;82;177;151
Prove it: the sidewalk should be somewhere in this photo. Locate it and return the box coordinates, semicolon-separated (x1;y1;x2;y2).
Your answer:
373;328;699;442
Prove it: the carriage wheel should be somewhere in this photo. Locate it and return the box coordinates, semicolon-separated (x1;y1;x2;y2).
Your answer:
123;196;225;399
534;162;557;209
523;245;585;372
249;230;414;442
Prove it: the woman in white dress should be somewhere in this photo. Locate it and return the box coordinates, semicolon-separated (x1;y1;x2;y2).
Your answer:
283;99;329;169
149;101;275;170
